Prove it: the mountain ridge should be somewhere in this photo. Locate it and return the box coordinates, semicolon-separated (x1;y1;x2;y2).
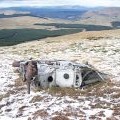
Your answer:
0;6;120;26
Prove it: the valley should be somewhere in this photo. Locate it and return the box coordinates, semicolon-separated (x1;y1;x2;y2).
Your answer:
0;6;120;46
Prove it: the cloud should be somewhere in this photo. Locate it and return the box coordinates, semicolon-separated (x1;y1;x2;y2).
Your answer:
0;0;120;8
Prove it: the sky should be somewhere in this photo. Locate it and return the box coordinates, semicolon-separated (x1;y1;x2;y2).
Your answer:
0;0;120;8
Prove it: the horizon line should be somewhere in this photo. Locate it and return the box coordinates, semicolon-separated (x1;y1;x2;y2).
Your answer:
0;5;120;9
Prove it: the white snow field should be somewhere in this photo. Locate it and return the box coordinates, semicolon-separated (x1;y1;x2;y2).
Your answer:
0;37;120;120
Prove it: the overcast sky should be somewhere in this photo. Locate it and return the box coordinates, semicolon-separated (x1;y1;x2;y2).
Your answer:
0;0;120;8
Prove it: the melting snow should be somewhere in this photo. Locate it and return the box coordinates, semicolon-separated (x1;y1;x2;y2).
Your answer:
0;38;120;119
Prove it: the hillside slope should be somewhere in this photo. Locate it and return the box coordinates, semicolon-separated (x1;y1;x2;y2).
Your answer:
0;16;70;29
0;29;120;120
77;7;120;26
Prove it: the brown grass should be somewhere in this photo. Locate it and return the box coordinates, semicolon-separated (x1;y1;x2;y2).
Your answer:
19;106;29;111
0;94;9;101
14;77;25;87
48;87;79;97
47;80;112;98
52;115;69;120
29;95;43;103
0;16;70;29
32;110;48;119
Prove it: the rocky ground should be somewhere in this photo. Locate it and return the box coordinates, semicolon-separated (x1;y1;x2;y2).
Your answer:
0;29;120;120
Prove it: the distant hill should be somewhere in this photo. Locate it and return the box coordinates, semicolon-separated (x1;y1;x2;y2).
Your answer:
79;7;120;26
0;9;30;18
0;10;30;15
0;6;89;20
0;6;120;27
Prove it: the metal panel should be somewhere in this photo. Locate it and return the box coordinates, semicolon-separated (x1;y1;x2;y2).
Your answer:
56;69;74;87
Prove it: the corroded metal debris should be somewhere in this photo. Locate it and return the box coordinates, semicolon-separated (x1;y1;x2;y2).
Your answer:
12;60;107;94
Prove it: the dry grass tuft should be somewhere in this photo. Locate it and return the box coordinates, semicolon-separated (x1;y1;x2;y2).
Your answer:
14;77;25;87
32;110;48;119
47;79;120;107
0;94;9;101
52;115;69;120
48;87;82;97
29;95;43;103
19;106;28;111
48;81;107;98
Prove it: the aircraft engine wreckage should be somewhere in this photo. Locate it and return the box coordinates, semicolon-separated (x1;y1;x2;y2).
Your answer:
12;60;107;94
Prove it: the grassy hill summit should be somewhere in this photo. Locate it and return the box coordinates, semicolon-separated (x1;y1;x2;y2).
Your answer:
0;29;120;119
